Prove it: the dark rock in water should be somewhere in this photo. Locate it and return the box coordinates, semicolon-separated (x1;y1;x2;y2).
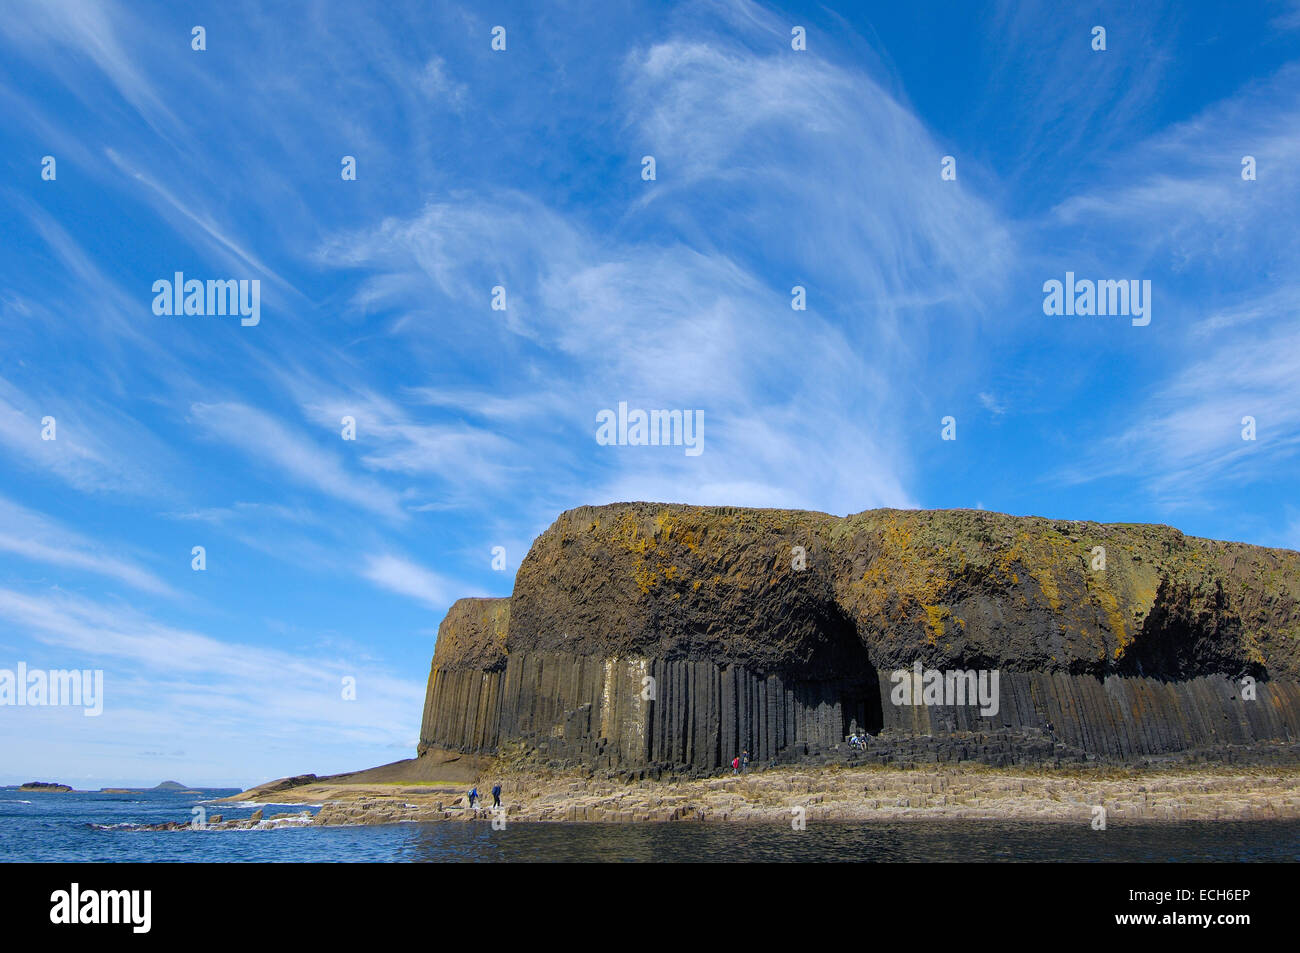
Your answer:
419;504;1300;772
19;781;72;792
152;780;189;791
238;774;319;798
126;809;311;832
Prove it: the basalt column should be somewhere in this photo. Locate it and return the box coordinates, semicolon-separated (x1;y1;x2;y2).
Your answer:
418;503;1300;771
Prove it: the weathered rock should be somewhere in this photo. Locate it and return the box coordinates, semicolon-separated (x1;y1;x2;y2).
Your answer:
419;504;1300;772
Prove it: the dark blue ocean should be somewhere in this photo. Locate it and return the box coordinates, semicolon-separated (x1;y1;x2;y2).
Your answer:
3;788;1299;862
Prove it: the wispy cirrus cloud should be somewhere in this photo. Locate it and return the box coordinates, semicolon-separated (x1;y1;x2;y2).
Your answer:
0;496;174;597
0;0;181;137
0;378;176;499
361;553;481;611
1038;65;1300;505
318;5;1031;516
189;401;407;521
1062;308;1300;501
0;585;425;776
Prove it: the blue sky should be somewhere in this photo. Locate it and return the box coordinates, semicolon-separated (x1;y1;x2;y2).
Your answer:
1;0;1298;787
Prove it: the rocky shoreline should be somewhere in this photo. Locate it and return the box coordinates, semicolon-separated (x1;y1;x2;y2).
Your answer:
106;807;316;833
223;762;1300;828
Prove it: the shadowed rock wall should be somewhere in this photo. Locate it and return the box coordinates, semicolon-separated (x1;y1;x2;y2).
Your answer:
418;504;1300;771
421;653;1300;770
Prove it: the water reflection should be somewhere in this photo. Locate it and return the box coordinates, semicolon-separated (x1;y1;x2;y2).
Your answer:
398;819;1300;863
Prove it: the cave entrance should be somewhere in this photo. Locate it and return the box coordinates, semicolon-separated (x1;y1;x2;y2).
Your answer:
796;599;882;738
842;678;884;736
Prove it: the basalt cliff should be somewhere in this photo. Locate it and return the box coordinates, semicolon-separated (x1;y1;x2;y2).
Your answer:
419;504;1300;773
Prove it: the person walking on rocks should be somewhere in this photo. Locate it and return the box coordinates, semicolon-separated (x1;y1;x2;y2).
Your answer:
732;755;741;774
468;786;479;809
492;783;502;808
742;749;750;772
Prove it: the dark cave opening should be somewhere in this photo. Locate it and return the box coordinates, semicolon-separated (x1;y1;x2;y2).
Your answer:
794;600;882;736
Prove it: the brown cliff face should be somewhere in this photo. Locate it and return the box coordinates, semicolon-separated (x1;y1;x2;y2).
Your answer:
420;503;1300;771
431;597;510;672
506;504;1300;679
507;505;856;677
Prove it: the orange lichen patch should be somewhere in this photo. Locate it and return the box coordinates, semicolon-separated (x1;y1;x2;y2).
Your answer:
610;511;650;556
1034;568;1062;610
1079;559;1130;658
1103;592;1130;657
849;514;959;647
923;605;947;644
634;565;658;595
991;531;1079;611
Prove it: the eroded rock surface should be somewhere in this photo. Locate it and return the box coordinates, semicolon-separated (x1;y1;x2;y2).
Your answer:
420;504;1300;772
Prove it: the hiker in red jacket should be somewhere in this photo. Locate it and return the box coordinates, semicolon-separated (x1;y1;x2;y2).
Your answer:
732;756;741;774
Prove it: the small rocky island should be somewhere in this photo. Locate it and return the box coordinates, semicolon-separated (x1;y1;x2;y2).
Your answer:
153;780;200;792
19;781;72;792
98;780;201;794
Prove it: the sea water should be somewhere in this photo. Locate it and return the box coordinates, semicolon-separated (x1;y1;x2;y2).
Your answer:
3;788;1298;862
